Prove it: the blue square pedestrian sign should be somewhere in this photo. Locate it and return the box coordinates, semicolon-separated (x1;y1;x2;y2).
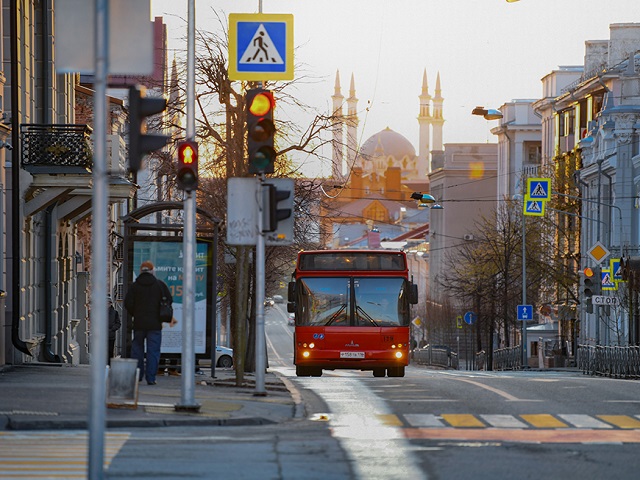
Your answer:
524;199;545;216
517;305;533;321
527;178;551;201
229;13;294;81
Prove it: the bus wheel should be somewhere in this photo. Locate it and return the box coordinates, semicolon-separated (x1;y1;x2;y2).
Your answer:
310;368;323;377
387;366;405;377
372;368;385;377
296;366;310;376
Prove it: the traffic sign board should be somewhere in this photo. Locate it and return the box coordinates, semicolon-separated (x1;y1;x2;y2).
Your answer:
592;295;619;306
228;13;294;80
587;241;610;264
524;199;545;216
527;178;551;200
464;311;477;325
517;304;533;321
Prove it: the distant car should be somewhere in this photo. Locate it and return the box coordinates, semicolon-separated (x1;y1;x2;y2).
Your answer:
273;294;284;303
215;346;233;368
264;297;274;307
288;313;295;326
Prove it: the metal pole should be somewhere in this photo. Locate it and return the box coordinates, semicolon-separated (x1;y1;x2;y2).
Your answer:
88;0;109;477
255;176;267;395
178;0;199;410
522;212;527;368
210;224;218;379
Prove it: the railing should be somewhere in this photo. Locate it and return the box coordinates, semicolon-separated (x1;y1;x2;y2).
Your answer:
412;345;459;370
577;345;640;379
21;124;93;169
492;345;522;371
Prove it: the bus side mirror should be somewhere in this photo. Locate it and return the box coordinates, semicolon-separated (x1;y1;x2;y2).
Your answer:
288;281;296;301
410;284;418;305
287;302;295;313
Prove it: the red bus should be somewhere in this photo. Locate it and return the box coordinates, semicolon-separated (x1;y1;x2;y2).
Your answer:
287;249;418;377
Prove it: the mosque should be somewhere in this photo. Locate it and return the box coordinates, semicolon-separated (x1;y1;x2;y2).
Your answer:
321;69;445;248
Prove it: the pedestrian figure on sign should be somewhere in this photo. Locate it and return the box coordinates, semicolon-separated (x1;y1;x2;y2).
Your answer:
251;31;270;63
125;261;172;385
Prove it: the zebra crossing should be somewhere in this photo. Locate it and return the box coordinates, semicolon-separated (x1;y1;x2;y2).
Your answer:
393;413;640;429
0;431;129;478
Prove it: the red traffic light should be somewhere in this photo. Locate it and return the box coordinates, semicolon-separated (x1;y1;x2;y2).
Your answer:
248;91;274;117
177;140;198;192
583;267;594;278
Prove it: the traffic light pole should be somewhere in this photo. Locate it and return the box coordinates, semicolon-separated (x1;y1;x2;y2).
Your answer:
177;0;199;412
255;176;267;395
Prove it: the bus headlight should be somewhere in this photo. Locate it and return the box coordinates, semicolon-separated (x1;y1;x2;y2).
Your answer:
302;351;310;358
309;343;315;349
395;351;403;359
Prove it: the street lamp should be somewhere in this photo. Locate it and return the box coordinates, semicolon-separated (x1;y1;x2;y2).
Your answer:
513;194;528;367
472;106;503;121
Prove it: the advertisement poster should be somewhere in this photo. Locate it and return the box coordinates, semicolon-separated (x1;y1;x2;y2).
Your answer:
132;240;210;354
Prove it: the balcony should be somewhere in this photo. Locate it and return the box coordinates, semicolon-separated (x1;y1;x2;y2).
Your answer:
20;124;136;220
21;124;93;174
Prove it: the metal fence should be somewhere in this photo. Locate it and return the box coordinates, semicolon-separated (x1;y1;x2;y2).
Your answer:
412;345;459;370
577;345;640;379
492;345;522;371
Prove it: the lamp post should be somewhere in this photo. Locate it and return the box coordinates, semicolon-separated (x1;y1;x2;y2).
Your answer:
512;194;528;367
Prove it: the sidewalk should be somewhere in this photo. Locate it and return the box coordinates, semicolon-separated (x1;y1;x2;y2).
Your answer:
0;363;302;431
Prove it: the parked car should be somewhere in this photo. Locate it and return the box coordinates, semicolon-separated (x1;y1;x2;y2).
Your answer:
273;294;284;303
215;346;233;368
264;297;274;306
287;313;295;326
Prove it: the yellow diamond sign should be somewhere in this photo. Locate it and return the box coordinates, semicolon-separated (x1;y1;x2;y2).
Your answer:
587;241;610;264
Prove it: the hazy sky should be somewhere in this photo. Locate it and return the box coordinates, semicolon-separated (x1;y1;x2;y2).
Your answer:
152;0;639;176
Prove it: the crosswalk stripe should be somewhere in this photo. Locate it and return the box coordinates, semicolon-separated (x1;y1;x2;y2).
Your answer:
376;414;403;426
480;414;528;428
403;414;446;427
520;414;568;428
441;414;485;428
597;415;640;429
558;414;613;429
0;431;129;478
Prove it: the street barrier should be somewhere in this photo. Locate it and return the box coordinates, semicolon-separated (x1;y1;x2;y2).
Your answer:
577;344;640;379
492;345;522;371
412;345;459;369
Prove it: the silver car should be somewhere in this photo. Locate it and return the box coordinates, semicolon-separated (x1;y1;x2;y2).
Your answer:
215;346;233;368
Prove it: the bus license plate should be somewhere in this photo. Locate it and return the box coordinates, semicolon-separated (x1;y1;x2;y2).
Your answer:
340;352;365;359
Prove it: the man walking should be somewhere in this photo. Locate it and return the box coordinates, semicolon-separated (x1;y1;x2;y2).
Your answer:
125;261;172;385
107;295;121;365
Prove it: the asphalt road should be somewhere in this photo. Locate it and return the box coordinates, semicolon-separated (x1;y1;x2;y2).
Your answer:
3;304;639;479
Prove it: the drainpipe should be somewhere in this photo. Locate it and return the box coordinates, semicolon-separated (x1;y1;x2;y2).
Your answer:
10;0;30;355
600;169;614;249
43;204;61;363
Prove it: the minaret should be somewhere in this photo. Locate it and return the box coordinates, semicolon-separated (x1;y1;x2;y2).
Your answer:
168;57;182;129
431;72;445;152
346;73;359;172
331;70;344;180
417;69;432;178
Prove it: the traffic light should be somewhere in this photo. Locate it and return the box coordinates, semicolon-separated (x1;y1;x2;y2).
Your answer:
582;267;601;313
176;141;199;191
263;178;294;246
246;88;276;174
128;85;169;173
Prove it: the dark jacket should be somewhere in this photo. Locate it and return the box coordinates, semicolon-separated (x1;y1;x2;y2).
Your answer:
124;272;172;331
108;306;121;340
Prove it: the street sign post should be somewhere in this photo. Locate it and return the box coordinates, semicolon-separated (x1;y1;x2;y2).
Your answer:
228;13;294;80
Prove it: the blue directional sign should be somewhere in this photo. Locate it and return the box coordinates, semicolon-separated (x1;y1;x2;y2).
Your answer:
464;311;477;325
517;304;533;321
228;13;294;81
527;178;551;200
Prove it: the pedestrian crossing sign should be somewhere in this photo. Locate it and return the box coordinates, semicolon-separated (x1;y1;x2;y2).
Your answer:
229;13;294;80
524;198;545;216
601;269;617;291
527;178;551;201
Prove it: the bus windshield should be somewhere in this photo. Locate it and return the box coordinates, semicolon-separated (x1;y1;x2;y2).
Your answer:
296;276;410;327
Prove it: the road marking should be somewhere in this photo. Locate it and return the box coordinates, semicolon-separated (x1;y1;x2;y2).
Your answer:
598;415;640;429
376;414;404;426
480;414;528;428
441;414;485;428
558;414;613;429
443;377;526;401
404;414;446;428
404;428;640;444
520;414;568;428
0;431;129;478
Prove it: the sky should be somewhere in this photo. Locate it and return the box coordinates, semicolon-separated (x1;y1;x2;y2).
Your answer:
151;0;639;177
